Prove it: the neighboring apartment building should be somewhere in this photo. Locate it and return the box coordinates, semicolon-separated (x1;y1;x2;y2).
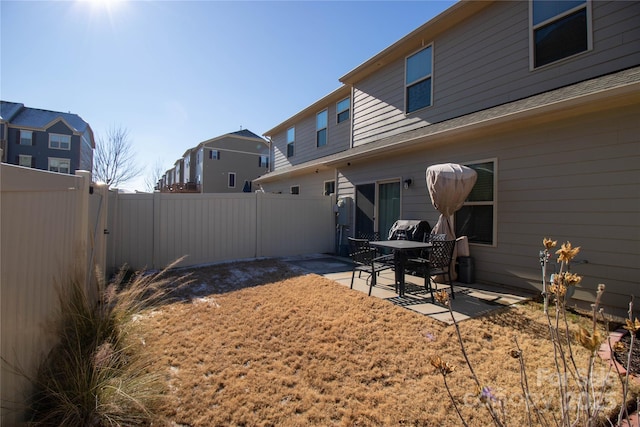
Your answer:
0;101;95;174
160;129;269;193
255;0;640;314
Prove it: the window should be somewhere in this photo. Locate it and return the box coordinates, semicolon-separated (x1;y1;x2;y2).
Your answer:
405;45;433;113
20;130;33;145
337;98;350;124
228;172;236;188
455;160;496;245
316;110;327;147
290;185;299;195
286;127;295;158
49;134;71;150
531;0;589;68
259;155;269;168
48;157;71;174
209;150;220;160
324;180;335;196
18;155;32;167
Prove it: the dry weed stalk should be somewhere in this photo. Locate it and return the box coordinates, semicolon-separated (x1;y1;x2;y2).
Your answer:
26;258;191;426
433;238;637;427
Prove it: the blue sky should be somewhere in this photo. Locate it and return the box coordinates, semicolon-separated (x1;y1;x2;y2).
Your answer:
1;0;456;191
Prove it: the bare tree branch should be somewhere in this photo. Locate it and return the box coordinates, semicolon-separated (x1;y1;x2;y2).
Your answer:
92;125;140;188
144;159;166;192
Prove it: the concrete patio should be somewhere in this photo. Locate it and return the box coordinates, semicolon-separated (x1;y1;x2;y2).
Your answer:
284;254;533;324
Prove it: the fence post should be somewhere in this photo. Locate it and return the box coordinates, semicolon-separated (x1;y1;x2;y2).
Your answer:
255;191;262;258
152;190;162;270
76;170;91;292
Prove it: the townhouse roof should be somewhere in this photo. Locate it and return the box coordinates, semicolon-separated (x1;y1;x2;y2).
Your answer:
180;128;267;158
197;129;268;149
0;101;24;122
339;1;495;85
1;100;91;134
256;66;640;183
264;85;351;137
229;129;264;140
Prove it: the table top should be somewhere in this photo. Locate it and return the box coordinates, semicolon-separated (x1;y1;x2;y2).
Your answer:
369;240;432;250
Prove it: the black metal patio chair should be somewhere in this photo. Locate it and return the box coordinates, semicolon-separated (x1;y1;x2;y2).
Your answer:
348;237;394;296
406;237;456;302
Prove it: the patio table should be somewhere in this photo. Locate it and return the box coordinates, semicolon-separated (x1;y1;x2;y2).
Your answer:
368;240;432;297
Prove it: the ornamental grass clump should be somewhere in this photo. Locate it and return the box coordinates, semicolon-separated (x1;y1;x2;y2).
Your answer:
27;259;189;426
432;238;638;427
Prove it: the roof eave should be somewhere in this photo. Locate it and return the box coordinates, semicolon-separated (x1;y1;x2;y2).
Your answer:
339;1;494;85
263;85;351;137
256;77;640;183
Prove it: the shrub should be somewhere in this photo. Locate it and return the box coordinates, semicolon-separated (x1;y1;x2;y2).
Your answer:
27;260;188;426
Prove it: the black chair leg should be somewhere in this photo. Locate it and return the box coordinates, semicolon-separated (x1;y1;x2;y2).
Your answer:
424;272;434;303
368;271;376;296
351;270;356;289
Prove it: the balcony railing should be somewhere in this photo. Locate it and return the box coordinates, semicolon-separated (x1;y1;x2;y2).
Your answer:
160;182;200;193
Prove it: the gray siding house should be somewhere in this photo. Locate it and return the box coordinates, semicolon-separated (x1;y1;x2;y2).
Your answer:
262;85;351;196
161;129;269;193
255;0;640;315
0;101;95;174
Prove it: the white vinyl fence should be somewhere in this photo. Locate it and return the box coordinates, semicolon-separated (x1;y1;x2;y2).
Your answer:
1;164;108;425
107;191;336;274
2;164;335;424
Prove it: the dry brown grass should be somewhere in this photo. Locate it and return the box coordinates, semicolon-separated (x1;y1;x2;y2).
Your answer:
134;259;625;426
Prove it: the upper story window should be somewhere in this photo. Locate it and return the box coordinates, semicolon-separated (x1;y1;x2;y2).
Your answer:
405;45;433;113
455;160;496;246
290;185;299;195
316;110;327;147
286;127;295;158
48;157;70;174
337;98;350;124
259;155;269;168
49;134;71;150
531;0;590;68
209;150;220;160
228;172;236;188
20;130;33;145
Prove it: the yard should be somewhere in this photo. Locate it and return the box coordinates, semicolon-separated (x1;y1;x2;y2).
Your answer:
130;259;631;426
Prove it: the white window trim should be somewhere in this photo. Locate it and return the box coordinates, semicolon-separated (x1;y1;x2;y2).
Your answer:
19;130;33;146
228;172;236;188
286;126;295;157
404;43;434;115
323;180;335;196
18;154;32;167
316;109;328;148
259;155;269;168
528;0;592;71
336;97;350;124
48;157;71;174
49;133;71;150
461;158;498;247
210;149;220;160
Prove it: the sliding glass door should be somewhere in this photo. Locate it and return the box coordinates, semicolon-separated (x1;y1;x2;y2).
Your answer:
355;181;400;239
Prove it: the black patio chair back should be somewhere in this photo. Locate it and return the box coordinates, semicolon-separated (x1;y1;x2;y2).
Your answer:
356;231;381;241
405;237;455;302
428;239;457;299
348;237;394;296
